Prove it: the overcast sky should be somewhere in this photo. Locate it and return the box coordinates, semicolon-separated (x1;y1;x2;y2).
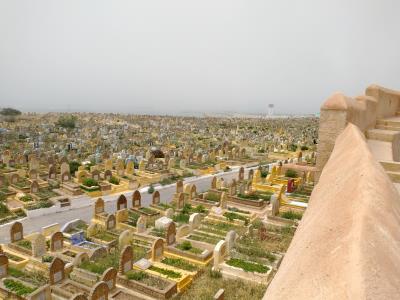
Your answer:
1;1;400;115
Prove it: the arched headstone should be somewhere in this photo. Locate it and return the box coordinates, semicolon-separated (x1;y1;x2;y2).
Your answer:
50;257;65;284
132;190;141;208
151;238;164;261
117;194;127;210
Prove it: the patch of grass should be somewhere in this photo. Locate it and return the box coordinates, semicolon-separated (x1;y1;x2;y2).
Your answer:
176;241;203;254
4;279;36;296
176;266;266;300
226;258;269;273
109;176;120;185
173;213;189;224
161;258;198;272
125;270;169;290
223;212;249;225
16;239;32;250
280;210;302;220
149;266;181;279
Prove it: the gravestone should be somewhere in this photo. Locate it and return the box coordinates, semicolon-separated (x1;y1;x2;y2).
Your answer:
213;240;227;269
132;190;141;208
248;169;254;181
220;192;227;209
106;215;116;230
10;222;23;243
92;170;100;181
104;170;112;181
31;233;46;257
89;281;109;300
10;173;19;184
177;193;185;210
179;159;187;169
214;289;225;300
152;191;160;205
211;176;217;189
0;254;8;278
165;208;174;218
258;224;267;241
104;159;113;171
271;194;280;216
166;222;176;245
176;180;183;193
119;245;133;274
225;230;237;252
60;162;70;178
30;180;39;194
238;167;244;181
125;160;134;175
189;213;201;230
116;209;128;223
176;224;190;238
94;198;105;215
48;165;56;179
101;267;117;291
136;216;146;233
50;258;65;284
117;194;127;210
118;230;131;249
151;238;164;261
50;232;64;252
228;180;236;196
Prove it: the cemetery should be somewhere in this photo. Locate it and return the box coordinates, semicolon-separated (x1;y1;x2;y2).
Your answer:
0;111;321;299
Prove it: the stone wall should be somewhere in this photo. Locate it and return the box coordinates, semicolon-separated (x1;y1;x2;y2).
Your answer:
315;85;400;180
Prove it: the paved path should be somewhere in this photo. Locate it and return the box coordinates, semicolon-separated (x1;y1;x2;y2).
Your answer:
0;167;253;243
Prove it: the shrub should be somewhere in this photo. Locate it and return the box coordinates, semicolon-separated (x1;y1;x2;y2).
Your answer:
69;161;81;175
109;176;120;185
82;178;98;187
194;204;206;213
208;269;222;278
288;144;297;152
301;145;309;151
148;184;155;194
285;169;297;178
177;241;192;251
42;255;54;263
57;115;77;129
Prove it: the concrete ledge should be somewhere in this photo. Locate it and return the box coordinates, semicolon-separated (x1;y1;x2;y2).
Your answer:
264;124;400;300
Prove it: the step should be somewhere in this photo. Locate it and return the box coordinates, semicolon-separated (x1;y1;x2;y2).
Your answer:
366;129;400;142
380;161;400;172
376;118;400;127
375;125;400;131
386;171;400;183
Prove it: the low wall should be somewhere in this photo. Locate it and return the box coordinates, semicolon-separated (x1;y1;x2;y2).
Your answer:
315;85;400;180
264;124;400;299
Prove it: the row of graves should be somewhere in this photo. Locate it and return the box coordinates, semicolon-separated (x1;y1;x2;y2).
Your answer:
0;163;312;299
0;152;71;226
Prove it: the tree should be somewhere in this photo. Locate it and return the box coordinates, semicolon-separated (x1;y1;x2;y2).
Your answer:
57;115;77;129
0;108;21;122
148;184;155;194
0;108;21;116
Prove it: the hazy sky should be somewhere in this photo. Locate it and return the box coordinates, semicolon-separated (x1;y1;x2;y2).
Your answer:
1;1;400;115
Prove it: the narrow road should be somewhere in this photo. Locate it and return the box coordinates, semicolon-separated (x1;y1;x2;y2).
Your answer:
0;167;252;243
